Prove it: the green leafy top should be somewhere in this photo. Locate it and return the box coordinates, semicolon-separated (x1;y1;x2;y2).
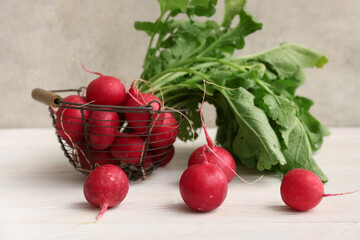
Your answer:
135;0;330;182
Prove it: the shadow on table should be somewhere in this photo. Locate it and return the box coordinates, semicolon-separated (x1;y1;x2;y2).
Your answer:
166;163;279;189
164;202;216;214
26;160;87;187
266;205;299;213
71;201;98;211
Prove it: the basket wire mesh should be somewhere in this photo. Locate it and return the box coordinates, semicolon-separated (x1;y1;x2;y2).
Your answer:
48;88;185;181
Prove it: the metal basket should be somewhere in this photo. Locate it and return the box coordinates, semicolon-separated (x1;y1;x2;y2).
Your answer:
32;87;185;181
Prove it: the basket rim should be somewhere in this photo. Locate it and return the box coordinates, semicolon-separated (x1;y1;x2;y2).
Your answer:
51;87;187;114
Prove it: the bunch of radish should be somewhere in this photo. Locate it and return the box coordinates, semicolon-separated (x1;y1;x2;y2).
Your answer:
54;68;359;221
51;64;184;222
179;82;237;212
180;126;237;211
54;65;179;174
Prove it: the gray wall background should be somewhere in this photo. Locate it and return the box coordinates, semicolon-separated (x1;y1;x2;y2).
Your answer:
1;0;359;128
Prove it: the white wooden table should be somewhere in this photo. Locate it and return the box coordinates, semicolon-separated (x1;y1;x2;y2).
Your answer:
0;128;359;239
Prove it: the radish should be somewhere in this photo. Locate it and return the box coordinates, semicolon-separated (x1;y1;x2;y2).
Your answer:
280;168;358;211
188;145;236;183
80;62;126;106
188;81;236;182
83;164;129;222
161;146;175;166
179;145;228;212
110;133;146;165
124;82;165;133
87;110;120;150
152;146;175;166
55;95;90;144
74;144;119;170
86;76;126;106
149;112;179;148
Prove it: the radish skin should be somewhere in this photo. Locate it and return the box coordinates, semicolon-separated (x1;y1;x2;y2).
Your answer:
79;61;127;106
160;146;175;166
280;168;359;211
110;133;146;165
152;145;175;166
86;75;127;106
149;112;178;148
188;146;236;182
87;110;120;150
55;95;90;144
125;83;165;133
75;144;119;169
83;164;129;222
179;146;228;212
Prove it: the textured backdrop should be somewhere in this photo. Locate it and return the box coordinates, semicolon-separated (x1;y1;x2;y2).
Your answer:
1;0;359;128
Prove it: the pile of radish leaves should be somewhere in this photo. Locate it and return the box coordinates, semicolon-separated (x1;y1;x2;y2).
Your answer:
135;0;330;182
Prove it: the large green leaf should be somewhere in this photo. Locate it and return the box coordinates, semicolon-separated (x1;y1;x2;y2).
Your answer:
294;96;331;151
237;43;328;79
221;87;286;170
280;119;328;182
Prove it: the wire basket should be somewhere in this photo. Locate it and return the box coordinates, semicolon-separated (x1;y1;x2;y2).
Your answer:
32;87;185;181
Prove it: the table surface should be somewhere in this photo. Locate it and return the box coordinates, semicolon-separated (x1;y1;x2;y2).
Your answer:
0;128;359;240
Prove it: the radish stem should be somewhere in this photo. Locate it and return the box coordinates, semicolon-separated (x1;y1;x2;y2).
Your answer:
200;80;215;149
204;145;263;184
75;58;103;76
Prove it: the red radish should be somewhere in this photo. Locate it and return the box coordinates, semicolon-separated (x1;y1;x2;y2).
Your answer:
188;81;236;182
110;133;146;165
149;112;179;148
55;95;90;144
188;146;236;183
124;82;165;133
87;110;120;150
152;146;175;166
80;61;126;106
74;144;119;169
83;164;129;222
86;76;126;106
179;145;228;212
280;168;359;211
161;146;175;166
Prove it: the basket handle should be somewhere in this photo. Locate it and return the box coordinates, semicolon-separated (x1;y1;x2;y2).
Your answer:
31;88;63;108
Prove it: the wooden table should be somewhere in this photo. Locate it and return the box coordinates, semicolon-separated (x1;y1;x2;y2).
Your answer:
0;128;359;239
